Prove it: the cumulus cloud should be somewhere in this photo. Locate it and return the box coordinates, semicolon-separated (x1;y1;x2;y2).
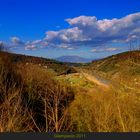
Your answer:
24;39;48;50
44;12;140;49
45;27;88;44
5;12;140;51
66;13;140;42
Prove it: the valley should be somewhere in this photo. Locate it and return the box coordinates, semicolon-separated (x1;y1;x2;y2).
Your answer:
0;50;140;132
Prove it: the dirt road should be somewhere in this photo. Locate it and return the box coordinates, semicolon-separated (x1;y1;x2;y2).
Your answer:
82;72;109;89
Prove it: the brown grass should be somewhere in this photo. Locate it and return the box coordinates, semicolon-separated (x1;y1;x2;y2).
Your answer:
0;51;140;132
69;89;140;132
0;54;74;132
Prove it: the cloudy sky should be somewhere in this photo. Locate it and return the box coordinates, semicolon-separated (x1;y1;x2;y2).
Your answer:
0;0;140;59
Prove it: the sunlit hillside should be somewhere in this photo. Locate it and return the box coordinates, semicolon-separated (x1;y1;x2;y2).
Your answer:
0;50;140;132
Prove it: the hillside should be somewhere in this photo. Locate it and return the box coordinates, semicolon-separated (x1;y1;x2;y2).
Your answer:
88;51;140;73
0;51;77;75
80;51;140;88
0;50;140;132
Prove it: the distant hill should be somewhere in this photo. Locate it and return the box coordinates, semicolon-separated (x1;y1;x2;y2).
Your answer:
56;55;93;63
0;51;77;75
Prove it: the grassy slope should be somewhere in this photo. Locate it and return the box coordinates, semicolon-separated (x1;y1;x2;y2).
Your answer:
69;51;140;132
80;51;140;88
0;51;77;75
85;51;140;75
0;50;140;132
0;52;76;132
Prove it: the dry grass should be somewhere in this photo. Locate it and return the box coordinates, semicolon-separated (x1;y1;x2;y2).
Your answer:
0;89;31;132
69;89;140;132
0;54;74;132
0;54;31;132
0;51;140;132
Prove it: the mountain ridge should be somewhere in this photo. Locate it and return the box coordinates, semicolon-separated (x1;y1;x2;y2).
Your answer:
55;55;93;63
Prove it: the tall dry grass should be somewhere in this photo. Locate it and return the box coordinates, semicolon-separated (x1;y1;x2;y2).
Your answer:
69;89;140;132
0;54;75;132
18;63;75;132
0;53;31;132
0;51;140;132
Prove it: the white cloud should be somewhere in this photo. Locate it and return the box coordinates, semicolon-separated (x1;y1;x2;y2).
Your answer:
56;43;75;50
59;44;69;49
44;12;140;49
24;39;48;50
45;27;89;44
25;44;37;50
91;49;97;52
67;47;74;50
31;39;42;44
10;37;24;44
5;12;140;51
106;47;119;51
91;47;119;53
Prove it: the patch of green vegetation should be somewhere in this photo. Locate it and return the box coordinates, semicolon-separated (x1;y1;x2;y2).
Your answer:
55;74;94;89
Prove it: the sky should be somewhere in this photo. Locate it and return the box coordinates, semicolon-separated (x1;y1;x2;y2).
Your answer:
0;0;140;59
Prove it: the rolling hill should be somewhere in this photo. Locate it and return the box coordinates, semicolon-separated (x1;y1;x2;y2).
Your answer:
0;51;77;75
56;55;93;63
83;51;140;74
80;50;140;89
0;50;140;132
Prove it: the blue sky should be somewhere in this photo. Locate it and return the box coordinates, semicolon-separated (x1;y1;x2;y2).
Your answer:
0;0;140;59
